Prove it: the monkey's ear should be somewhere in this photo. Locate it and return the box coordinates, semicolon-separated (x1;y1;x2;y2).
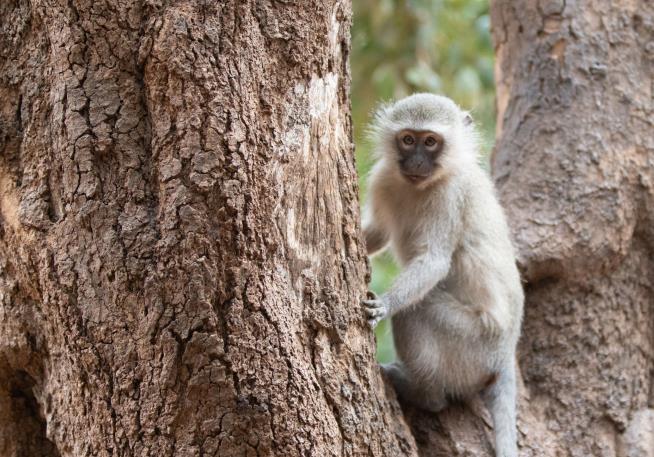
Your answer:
463;112;473;126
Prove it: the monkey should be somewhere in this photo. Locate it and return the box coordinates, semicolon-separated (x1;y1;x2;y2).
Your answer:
361;93;523;457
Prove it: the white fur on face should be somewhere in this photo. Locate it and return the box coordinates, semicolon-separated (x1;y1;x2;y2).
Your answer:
369;93;479;175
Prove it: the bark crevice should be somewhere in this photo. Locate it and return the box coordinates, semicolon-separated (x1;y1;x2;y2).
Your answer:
0;363;61;457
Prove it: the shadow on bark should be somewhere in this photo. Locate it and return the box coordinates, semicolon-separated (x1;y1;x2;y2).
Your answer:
0;366;60;457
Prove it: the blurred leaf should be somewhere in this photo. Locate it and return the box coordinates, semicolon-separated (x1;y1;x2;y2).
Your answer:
372;65;398;99
454;66;482;95
405;63;442;92
375;318;396;363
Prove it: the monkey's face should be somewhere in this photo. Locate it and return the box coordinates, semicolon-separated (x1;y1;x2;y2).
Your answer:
394;129;444;184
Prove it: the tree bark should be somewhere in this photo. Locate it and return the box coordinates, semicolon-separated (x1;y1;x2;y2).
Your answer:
492;1;654;455
398;1;654;456
3;1;653;456
0;1;417;456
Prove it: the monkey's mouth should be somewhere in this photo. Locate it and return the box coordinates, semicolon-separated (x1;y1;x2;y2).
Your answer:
403;173;429;184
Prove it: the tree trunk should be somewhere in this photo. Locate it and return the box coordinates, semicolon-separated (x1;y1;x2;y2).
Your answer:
399;1;654;456
4;1;653;456
492;1;654;455
0;1;417;456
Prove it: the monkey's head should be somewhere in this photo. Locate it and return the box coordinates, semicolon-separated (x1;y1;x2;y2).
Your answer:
371;93;476;187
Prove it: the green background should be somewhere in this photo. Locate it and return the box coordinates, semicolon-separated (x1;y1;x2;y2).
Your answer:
351;0;495;362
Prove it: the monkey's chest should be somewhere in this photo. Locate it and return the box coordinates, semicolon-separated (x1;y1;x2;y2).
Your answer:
389;234;425;265
386;216;432;264
383;197;447;264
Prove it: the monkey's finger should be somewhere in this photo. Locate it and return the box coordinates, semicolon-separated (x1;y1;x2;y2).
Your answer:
365;306;388;325
362;299;381;308
363;301;384;313
365;307;385;318
367;315;384;328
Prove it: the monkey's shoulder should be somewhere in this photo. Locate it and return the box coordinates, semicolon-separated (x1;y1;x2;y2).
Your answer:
457;168;506;216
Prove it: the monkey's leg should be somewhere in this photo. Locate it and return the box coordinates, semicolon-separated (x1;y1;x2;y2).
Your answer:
483;359;518;457
381;362;448;413
427;289;501;338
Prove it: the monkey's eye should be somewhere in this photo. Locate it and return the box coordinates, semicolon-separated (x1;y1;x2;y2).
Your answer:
424;136;438;147
402;135;415;145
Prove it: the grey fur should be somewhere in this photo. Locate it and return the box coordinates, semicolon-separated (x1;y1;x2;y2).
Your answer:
362;93;523;457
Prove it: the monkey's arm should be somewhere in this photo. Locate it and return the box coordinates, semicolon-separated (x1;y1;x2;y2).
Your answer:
364;240;456;326
362;198;389;255
363;194;462;327
384;249;451;310
363;223;389;255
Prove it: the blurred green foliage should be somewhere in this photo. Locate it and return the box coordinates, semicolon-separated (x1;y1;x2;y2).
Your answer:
351;0;495;362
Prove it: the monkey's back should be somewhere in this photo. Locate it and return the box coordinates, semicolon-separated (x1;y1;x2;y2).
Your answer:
444;166;523;339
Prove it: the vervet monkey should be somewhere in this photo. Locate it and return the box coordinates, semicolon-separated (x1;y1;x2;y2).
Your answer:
362;93;523;457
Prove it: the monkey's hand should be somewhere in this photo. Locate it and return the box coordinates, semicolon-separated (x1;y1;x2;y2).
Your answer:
363;296;389;328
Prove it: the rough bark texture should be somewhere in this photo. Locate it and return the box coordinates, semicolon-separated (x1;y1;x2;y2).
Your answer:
399;1;654;456
492;1;654;455
3;1;653;456
0;1;418;456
